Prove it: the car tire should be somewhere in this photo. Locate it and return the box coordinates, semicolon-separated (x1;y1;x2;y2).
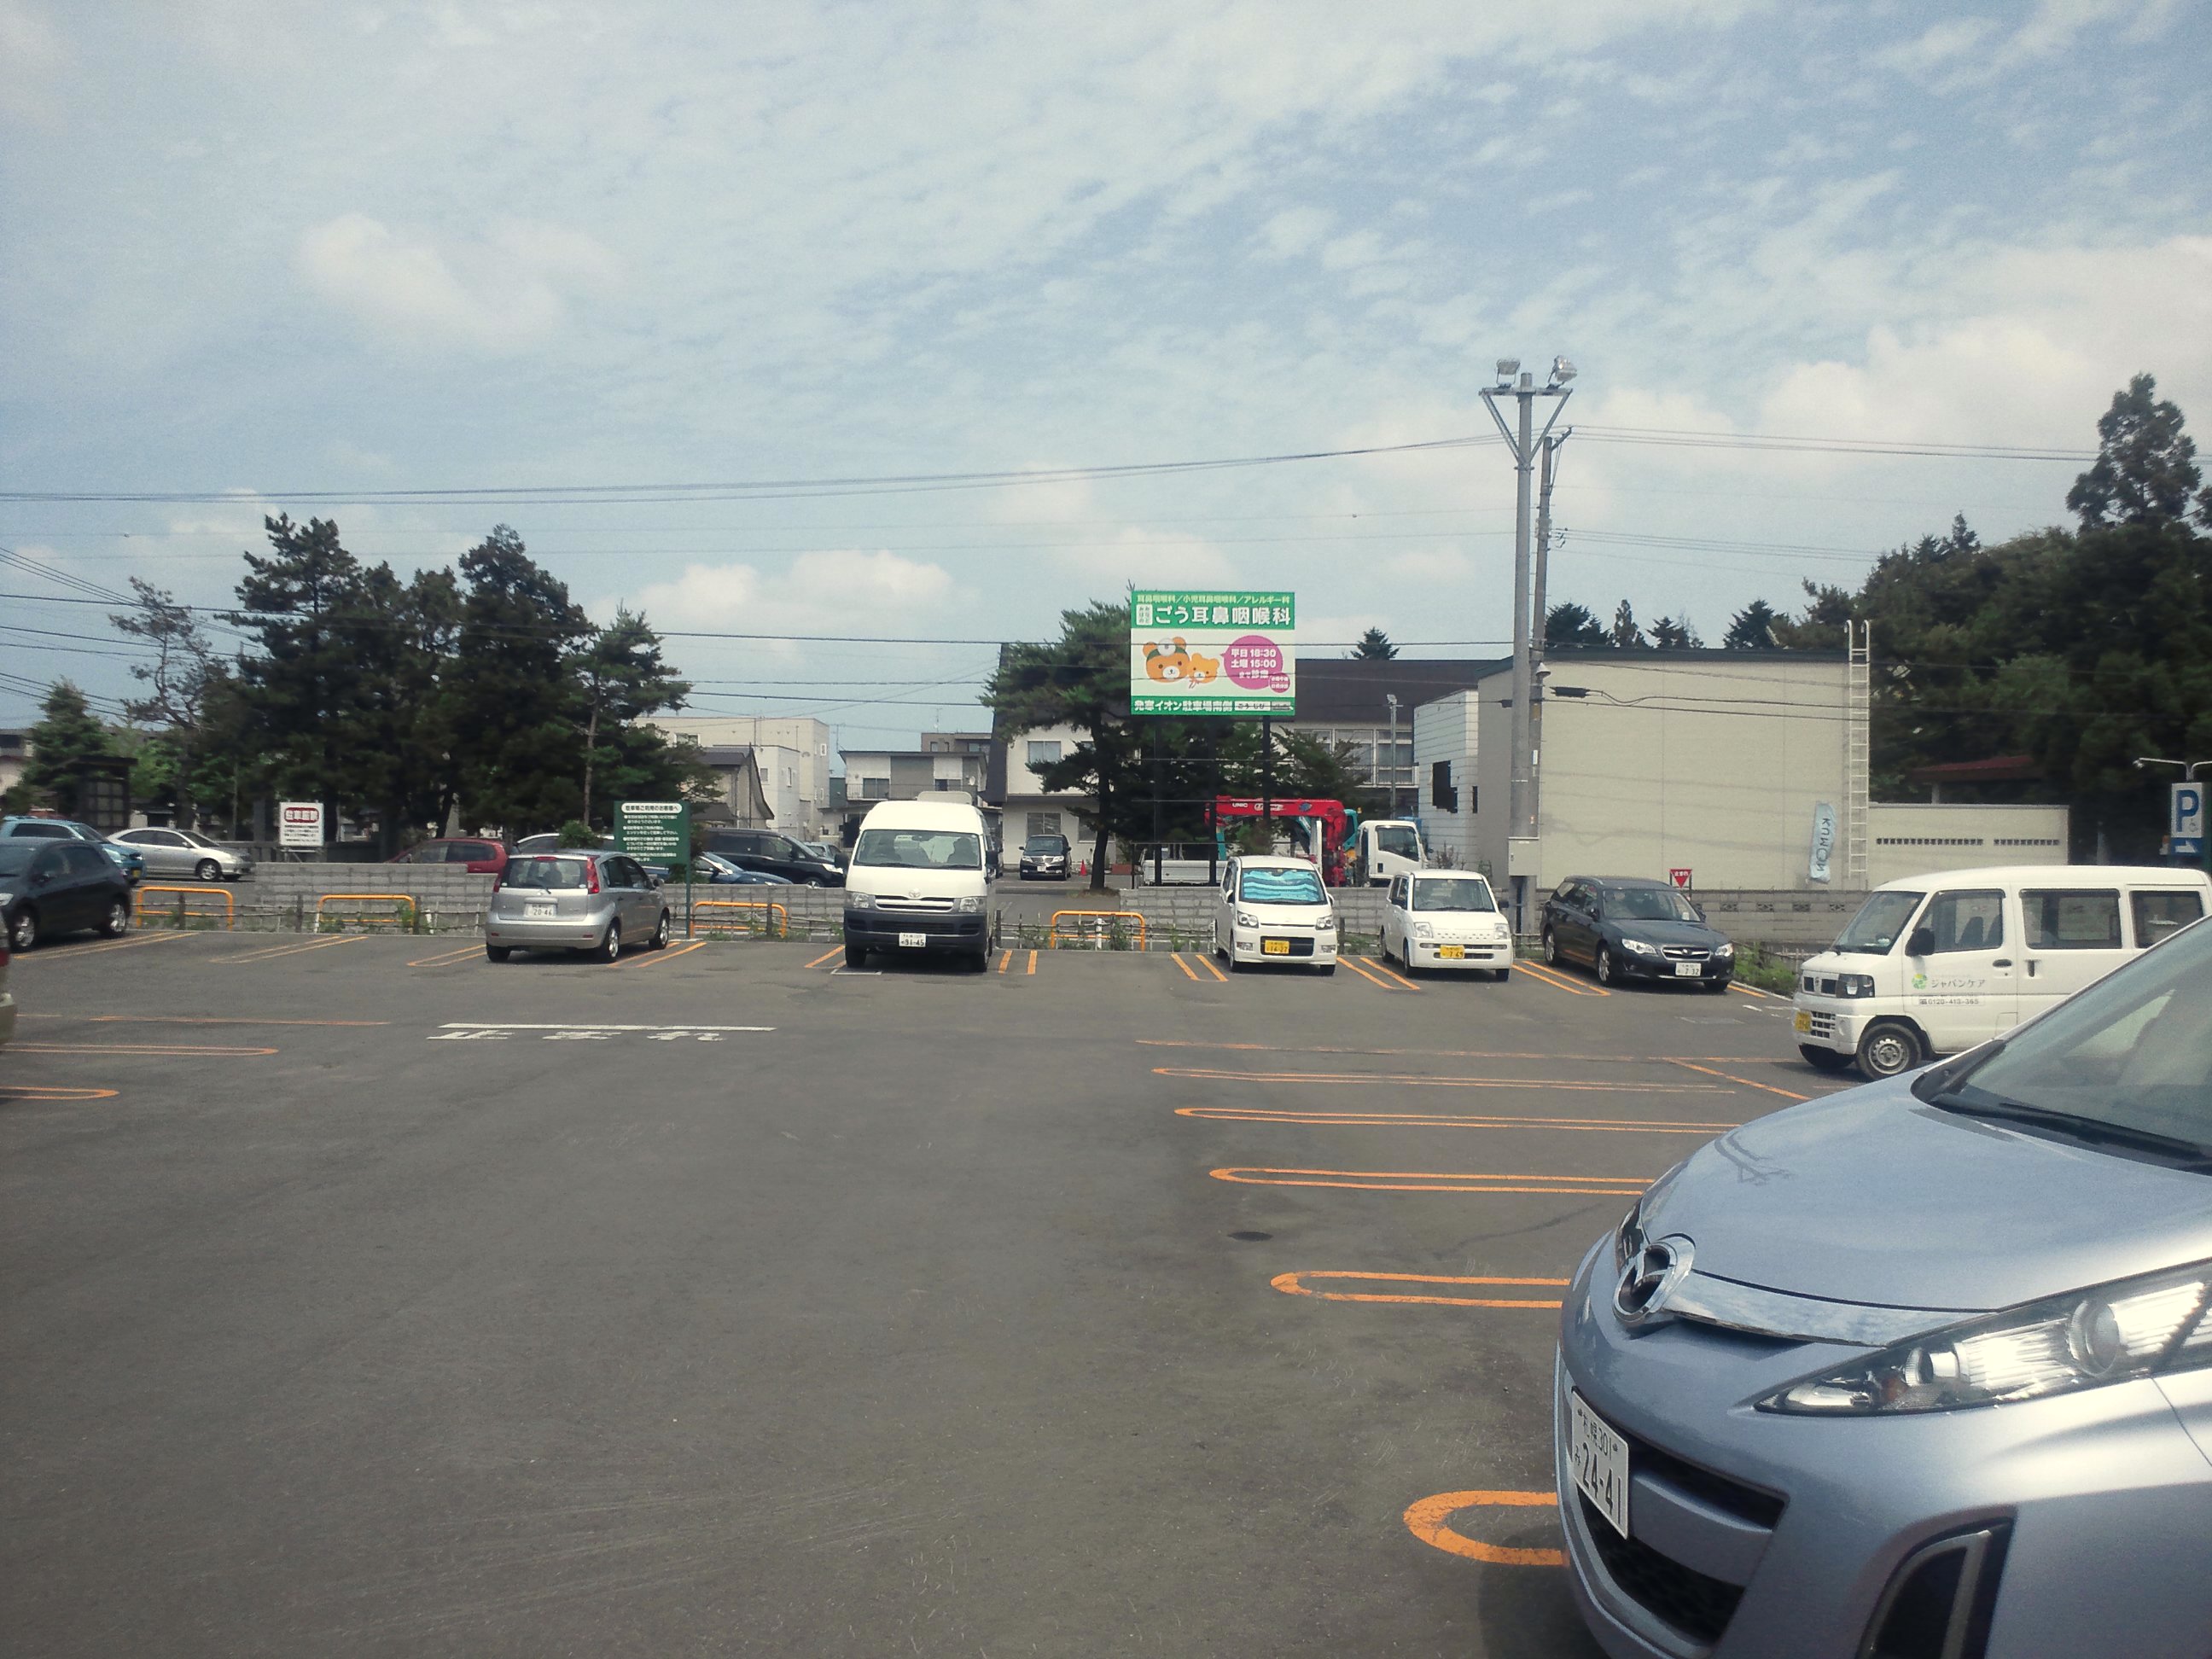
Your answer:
971;949;992;973
1492;968;1511;982
194;859;221;882
1705;977;1730;993
652;911;672;950
1798;1044;1852;1073
486;944;511;963
844;942;868;969
597;922;622;963
102;898;130;937
8;906;34;950
1542;928;1560;966
1596;946;1617;987
1316;963;1336;976
1855;1020;1924;1080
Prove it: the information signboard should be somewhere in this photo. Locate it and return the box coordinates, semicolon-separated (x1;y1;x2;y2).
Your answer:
1129;591;1295;716
278;800;325;849
615;800;690;863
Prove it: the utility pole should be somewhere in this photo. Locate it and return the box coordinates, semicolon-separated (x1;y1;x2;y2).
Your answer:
1528;428;1567;882
1480;357;1575;935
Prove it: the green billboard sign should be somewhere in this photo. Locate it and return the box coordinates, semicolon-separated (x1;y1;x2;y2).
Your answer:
615;800;690;863
1129;590;1295;716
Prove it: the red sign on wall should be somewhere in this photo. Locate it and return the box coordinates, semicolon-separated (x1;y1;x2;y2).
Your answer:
1668;867;1692;890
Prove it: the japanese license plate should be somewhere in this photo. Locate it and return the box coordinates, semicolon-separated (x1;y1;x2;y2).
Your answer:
527;903;555;918
1437;945;1464;960
898;932;927;949
1674;962;1703;978
1794;1010;1813;1033
1261;938;1291;956
1567;1390;1630;1539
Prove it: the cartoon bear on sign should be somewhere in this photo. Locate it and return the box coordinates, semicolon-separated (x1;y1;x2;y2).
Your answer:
1144;638;1191;682
1185;651;1221;686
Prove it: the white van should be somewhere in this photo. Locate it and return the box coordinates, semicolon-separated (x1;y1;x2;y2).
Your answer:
1792;864;2211;1079
841;798;994;970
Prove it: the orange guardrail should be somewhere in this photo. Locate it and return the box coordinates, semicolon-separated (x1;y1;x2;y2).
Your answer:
134;884;237;928
695;899;789;937
1048;909;1149;950
313;893;420;931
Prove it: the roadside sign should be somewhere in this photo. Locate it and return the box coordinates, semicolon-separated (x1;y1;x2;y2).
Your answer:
278;800;324;848
2174;783;2206;859
1807;801;1837;884
615;800;690;863
1130;591;1295;716
1668;868;1692;890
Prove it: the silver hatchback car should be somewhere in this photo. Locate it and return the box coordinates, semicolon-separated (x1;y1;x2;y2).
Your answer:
1558;916;2212;1658
484;851;671;963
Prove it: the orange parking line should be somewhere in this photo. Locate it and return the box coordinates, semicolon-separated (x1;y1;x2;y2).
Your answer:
998;949;1014;974
1272;1271;1567;1309
617;940;706;969
1360;956;1423;992
406;944;483;968
1026;951;1038;975
1404;1491;1563;1567
1339;956;1407;992
1513;960;1608;997
0;1085;122;1103
1209;1167;1650;1195
12;1042;276;1057
1177;1105;1738;1133
1729;981;1777;999
1198;953;1228;981
1666;1057;1811;1103
805;946;843;969
1140;1037;1810;1068
212;934;368;963
31;1015;390;1027
1156;1066;1724;1095
1171;952;1200;981
19;932;188;962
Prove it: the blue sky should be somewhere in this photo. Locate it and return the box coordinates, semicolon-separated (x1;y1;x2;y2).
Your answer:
4;0;2209;745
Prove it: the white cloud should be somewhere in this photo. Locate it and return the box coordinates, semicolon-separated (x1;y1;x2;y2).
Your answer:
0;0;67;125
1876;16;1996;77
617;551;958;655
1258;206;1334;259
296;213;620;351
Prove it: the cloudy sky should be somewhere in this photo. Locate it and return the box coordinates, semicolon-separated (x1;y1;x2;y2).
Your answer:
4;0;2209;745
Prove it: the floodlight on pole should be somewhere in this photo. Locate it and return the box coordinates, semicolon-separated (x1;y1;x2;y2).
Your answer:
1479;355;1575;935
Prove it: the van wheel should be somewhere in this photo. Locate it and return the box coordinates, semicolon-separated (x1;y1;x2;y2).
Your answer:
1855;1021;1924;1079
844;942;868;969
1798;1044;1851;1073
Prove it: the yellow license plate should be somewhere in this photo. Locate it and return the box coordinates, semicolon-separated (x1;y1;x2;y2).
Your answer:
1436;945;1464;960
1794;1010;1812;1033
1261;938;1291;955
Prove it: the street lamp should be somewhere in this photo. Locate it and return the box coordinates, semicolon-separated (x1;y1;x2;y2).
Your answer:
1481;358;1575;934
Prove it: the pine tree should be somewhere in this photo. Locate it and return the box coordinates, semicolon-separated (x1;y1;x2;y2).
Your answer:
19;681;115;817
1723;600;1781;650
1545;603;1608;648
1348;626;1398;661
2067;373;2203;529
109;578;220;829
1610;600;1646;650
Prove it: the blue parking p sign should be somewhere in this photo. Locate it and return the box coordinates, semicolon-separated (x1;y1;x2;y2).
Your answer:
2174;783;2206;859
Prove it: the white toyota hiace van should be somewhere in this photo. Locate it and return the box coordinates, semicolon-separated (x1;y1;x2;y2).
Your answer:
1793;864;2211;1078
841;798;994;970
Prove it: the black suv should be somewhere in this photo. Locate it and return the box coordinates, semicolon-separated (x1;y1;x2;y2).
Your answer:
1;837;133;950
1017;834;1071;881
1540;875;1735;990
703;829;844;887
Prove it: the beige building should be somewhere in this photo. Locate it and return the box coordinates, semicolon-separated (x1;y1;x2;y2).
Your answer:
651;715;834;839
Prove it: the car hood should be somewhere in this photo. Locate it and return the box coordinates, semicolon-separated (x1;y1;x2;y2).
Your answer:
1609;918;1726;948
1240;901;1333;923
1644;1077;2212;1313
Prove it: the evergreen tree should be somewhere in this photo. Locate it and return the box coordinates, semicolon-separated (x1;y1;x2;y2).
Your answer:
1723;599;1781;650
1348;626;1398;661
1545;602;1608;648
19;681;115;817
2067;373;2203;529
1649;615;1700;650
1610;600;1646;650
573;607;701;825
108;578;221;829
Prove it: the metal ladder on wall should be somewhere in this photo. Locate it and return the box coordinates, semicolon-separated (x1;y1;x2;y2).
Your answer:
1845;620;1871;888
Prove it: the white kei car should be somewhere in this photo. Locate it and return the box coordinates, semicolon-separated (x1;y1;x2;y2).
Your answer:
1213;855;1338;974
1380;870;1512;979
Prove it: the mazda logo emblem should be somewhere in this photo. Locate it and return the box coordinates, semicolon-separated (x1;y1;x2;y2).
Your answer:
1613;1237;1694;1328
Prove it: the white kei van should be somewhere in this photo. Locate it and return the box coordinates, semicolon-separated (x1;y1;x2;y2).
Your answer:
841;798;994;970
1793;864;2211;1079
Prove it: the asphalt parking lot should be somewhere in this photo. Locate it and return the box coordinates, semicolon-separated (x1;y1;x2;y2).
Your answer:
1;928;1848;1657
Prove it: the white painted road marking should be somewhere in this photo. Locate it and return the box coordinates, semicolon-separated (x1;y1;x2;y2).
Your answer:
430;1022;776;1042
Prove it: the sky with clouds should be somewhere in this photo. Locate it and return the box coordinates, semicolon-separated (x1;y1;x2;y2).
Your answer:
3;0;2209;746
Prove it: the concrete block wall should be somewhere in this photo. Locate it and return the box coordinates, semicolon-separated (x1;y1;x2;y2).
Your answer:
1683;889;1865;950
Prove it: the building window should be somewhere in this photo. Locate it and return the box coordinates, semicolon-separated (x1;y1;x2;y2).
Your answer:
1027;739;1062;768
860;777;889;799
1027;812;1062;838
1431;760;1457;812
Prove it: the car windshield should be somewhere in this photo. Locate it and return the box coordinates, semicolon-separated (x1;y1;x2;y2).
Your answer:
1024;836;1065;853
0;842;38;876
1603;886;1698;922
505;856;591;890
1925;917;2212;1161
854;829;982;870
1413;876;1497;912
1836;890;1924;953
1376;825;1421;859
1241;865;1326;905
180;831;219;849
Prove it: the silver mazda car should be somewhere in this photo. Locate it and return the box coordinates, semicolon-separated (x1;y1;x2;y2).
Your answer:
1557;915;2212;1657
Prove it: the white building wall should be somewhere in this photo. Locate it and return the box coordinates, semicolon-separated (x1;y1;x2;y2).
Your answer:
1409;693;1481;869
653;715;834;838
999;723;1093;870
1866;803;2069;886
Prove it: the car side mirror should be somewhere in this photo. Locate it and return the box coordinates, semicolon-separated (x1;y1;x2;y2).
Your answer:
1588;905;1602;923
1906;926;1936;958
1692;903;1707;921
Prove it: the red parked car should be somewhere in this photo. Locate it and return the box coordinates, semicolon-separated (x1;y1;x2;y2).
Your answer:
386;837;509;876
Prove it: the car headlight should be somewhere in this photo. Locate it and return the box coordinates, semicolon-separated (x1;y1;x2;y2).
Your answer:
1620;937;1660;956
952;896;982;913
0;890;14;906
1414;921;1435;938
847;892;876;910
1237;911;1259;928
1612;1199;1646;1278
1837;973;1875;998
1714;941;1735;958
1759;1258;2212;1416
